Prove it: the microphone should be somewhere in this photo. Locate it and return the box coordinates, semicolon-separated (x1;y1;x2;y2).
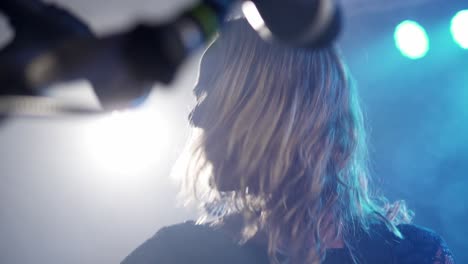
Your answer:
0;0;95;97
246;0;341;48
0;0;341;113
0;0;233;110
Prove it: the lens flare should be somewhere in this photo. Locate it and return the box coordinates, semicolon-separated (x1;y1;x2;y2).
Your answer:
451;9;468;49
84;109;170;176
394;20;430;59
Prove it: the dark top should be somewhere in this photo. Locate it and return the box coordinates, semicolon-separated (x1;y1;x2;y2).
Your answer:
121;221;454;264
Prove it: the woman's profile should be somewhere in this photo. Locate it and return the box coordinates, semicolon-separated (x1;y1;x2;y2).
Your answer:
122;18;454;264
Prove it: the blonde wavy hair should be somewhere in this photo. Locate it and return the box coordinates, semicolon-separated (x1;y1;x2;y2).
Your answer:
182;19;412;264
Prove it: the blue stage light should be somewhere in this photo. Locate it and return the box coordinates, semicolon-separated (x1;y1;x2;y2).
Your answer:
451;10;468;49
394;20;430;59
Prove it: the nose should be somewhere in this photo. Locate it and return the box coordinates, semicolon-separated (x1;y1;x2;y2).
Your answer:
193;82;204;99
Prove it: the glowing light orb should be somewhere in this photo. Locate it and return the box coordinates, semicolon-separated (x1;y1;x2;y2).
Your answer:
451;10;468;49
394;20;430;59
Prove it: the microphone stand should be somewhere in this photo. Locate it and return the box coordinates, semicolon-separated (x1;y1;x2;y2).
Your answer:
0;0;232;115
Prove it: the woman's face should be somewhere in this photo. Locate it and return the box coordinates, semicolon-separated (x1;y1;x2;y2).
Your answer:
189;41;220;130
189;82;207;129
190;92;240;191
188;52;243;191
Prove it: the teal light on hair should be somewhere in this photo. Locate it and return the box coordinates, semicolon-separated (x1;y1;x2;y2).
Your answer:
394;20;430;59
451;10;468;49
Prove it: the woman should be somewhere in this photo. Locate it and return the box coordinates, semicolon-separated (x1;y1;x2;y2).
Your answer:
122;19;454;264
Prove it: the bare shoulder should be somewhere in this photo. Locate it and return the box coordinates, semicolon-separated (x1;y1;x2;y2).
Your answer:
395;224;455;264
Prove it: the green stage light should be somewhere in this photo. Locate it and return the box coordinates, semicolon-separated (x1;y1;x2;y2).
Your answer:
394;20;430;59
451;10;468;49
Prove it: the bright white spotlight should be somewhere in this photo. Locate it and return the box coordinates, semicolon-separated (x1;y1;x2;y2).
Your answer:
84;109;171;175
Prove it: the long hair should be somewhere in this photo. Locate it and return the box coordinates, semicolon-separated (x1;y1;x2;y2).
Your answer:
182;19;412;264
